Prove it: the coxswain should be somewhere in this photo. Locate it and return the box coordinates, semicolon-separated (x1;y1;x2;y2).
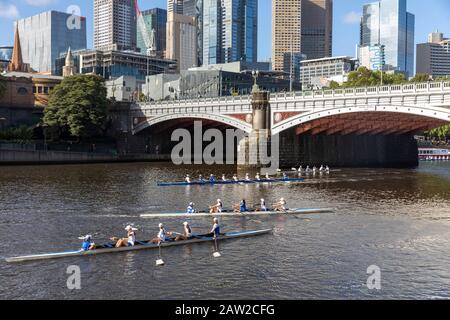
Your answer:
187;202;195;214
210;199;223;213
79;235;95;251
175;222;193;241
185;174;191;183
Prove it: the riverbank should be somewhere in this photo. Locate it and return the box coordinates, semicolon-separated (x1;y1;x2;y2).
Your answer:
0;148;170;165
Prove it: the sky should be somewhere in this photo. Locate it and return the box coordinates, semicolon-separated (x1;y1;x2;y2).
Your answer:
1;0;450;61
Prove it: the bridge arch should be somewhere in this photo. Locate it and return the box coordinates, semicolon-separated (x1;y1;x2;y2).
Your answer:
272;105;450;135
133;113;253;135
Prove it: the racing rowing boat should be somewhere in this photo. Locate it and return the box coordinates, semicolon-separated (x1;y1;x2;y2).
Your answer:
157;178;304;187
140;207;334;218
5;229;272;263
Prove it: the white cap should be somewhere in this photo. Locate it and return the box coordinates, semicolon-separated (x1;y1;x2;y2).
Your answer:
159;223;164;228
189;202;194;206
280;198;285;201
79;235;92;241
261;198;265;201
183;222;189;226
125;225;138;231
213;218;218;223
217;199;221;202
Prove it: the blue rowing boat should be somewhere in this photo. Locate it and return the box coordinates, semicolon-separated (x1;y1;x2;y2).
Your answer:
157;178;304;187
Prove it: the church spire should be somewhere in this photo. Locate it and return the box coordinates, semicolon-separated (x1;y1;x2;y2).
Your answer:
8;23;25;72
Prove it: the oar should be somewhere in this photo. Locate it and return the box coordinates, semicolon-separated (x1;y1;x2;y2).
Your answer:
156;242;165;266
213;235;221;258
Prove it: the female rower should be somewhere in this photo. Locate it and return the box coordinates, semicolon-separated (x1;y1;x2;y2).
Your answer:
199;174;205;182
185;174;191;183
210;199;223;213
80;235;95;251
222;174;228;182
273;198;288;212
265;172;270;180
175;222;193;241
233;199;248;213
114;225;138;248
232;174;239;182
255;173;261;181
209;218;221;238
187;202;195;214
245;173;251;181
259;198;268;212
151;223;173;244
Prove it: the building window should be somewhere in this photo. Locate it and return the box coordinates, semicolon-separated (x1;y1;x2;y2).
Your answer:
44;87;49;94
38;87;43;94
17;87;28;95
32;86;37;94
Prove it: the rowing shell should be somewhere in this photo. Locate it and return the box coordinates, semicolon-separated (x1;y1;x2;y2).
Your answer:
140;208;334;218
157;178;304;187
5;229;272;263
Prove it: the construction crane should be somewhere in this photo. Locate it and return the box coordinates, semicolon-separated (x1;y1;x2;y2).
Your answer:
135;0;156;56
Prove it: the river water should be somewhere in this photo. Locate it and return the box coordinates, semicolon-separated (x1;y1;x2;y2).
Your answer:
0;162;449;300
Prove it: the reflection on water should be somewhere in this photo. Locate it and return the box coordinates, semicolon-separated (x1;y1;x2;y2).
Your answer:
0;162;449;299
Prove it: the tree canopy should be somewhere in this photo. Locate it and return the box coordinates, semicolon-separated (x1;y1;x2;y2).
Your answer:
427;125;450;139
43;74;108;140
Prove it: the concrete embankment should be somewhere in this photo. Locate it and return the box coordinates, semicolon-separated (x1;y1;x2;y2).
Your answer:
0;149;170;165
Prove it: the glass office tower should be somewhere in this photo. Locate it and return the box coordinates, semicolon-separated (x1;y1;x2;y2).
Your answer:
136;8;167;54
203;0;257;66
360;0;415;77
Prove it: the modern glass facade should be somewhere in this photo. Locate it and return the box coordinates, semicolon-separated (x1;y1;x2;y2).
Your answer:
203;0;257;66
360;0;414;77
0;46;13;62
136;8;167;54
17;11;86;74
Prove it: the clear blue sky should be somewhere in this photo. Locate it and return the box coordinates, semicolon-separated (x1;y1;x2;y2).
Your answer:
1;0;449;61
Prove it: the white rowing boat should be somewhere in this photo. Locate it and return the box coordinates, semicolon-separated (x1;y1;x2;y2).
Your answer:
140;208;334;218
5;229;272;263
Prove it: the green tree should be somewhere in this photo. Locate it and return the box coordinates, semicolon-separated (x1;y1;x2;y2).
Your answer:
341;67;407;88
410;73;431;82
427;125;450;140
0;75;6;99
0;126;34;143
43;74;108;141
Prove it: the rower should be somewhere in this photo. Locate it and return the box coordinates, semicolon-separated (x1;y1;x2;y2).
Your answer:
209;218;221;238
265;172;270;180
273;198;288;212
115;225;138;248
319;165;324;172
245;173;251;181
326;165;330;174
210;199;223;213
255;172;261;181
234;199;248;213
80;235;95;251
185;174;191;183
259;198;268;212
199;174;205;182
175;222;193;241
151;223;172;244
305;166;311;173
209;174;216;183
187;202;195;214
232;174;239;182
222;174;228;182
313;166;317;173
298;165;303;173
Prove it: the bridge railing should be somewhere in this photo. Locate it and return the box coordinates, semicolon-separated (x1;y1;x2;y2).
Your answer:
135;81;450;109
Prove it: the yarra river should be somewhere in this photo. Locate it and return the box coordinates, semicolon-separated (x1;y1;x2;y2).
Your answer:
0;162;449;299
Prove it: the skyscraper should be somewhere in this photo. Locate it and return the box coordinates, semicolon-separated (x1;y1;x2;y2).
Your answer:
16;10;86;74
183;0;204;66
136;8;167;55
272;0;333;72
203;0;257;66
360;0;415;77
166;13;198;71
93;0;137;51
416;31;450;77
168;0;184;14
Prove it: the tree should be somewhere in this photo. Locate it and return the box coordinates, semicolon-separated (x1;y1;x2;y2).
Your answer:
410;73;431;82
0;75;6;99
43;74;108;141
340;67;407;88
427;125;450;140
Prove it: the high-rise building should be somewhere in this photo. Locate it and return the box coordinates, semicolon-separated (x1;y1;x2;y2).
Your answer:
16;10;86;74
203;0;257;66
166;13;198;71
94;0;137;51
183;0;204;66
360;0;415;77
416;32;450;77
136;8;167;55
168;0;184;14
272;0;333;73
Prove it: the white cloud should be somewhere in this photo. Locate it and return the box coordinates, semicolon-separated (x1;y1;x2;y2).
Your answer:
0;2;19;18
25;0;58;6
344;11;361;25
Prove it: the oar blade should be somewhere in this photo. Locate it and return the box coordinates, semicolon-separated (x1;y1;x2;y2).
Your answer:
213;251;221;258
